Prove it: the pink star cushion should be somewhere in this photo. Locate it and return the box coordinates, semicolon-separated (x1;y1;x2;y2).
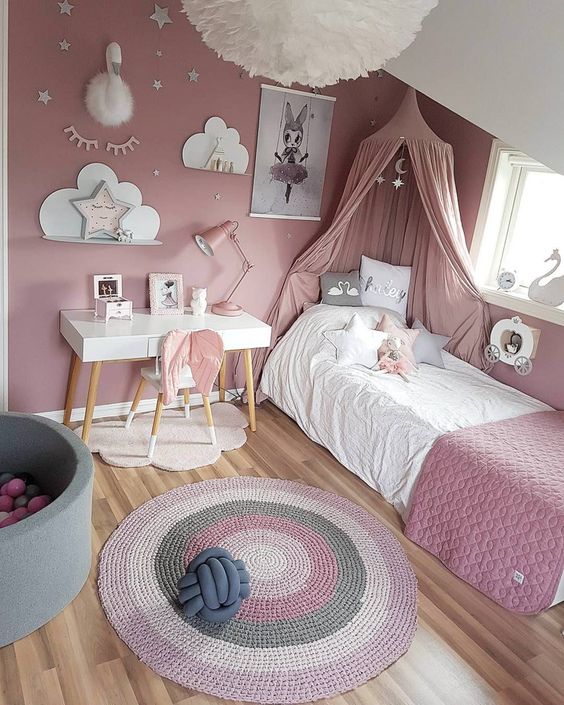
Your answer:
376;314;420;366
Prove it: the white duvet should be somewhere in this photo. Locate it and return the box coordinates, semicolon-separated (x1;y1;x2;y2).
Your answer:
260;304;550;519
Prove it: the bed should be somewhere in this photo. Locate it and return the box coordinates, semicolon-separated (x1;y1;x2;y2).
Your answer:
260;303;564;610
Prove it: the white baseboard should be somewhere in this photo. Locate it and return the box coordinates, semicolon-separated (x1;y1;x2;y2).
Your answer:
37;389;240;424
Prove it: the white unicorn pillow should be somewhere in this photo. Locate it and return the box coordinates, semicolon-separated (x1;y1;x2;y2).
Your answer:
320;271;362;306
359;255;411;318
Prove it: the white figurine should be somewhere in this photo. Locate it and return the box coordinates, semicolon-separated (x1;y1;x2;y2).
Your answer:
190;287;207;316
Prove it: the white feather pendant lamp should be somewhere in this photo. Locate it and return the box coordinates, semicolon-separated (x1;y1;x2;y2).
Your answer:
181;0;438;87
85;43;134;127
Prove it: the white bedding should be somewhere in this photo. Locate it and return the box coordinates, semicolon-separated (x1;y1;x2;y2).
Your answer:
260;304;550;519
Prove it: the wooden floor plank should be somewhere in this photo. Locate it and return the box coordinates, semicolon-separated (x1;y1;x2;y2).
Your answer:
1;402;562;705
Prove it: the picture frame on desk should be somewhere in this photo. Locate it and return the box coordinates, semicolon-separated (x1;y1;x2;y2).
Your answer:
149;272;184;315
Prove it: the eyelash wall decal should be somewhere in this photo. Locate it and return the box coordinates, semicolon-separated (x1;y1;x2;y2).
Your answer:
63;125;99;151
106;136;140;156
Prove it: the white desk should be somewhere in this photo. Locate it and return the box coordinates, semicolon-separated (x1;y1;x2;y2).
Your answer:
60;309;272;442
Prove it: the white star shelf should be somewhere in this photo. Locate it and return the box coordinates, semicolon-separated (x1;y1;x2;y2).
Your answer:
39;163;162;246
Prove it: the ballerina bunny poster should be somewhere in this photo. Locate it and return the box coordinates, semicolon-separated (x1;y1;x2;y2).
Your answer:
250;85;335;221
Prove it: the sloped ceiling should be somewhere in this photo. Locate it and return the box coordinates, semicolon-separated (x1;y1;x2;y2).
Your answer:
386;0;564;174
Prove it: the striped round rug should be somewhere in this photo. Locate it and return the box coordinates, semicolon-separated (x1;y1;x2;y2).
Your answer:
98;477;417;703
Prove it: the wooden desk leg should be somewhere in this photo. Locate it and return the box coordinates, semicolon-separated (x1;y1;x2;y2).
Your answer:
63;351;81;427
243;349;256;432
82;361;103;444
219;354;227;403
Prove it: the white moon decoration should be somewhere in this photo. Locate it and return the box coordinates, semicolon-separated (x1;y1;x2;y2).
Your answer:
395;158;407;175
180;0;438;87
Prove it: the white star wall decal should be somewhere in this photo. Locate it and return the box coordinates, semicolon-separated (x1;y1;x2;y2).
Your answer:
375;175;385;185
392;177;404;190
38;90;52;105
71;181;134;240
153;80;163;91
187;68;199;82
150;5;172;29
58;1;74;15
59;39;71;51
214;193;222;200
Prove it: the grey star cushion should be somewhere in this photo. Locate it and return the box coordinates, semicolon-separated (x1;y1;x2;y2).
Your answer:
320;271;362;306
412;319;451;368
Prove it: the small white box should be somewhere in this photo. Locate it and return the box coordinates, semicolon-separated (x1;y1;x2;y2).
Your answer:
93;274;133;323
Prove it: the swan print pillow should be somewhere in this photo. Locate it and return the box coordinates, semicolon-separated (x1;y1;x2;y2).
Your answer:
320;271;362;306
359;255;411;318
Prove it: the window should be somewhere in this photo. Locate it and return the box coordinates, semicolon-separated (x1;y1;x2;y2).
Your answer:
471;140;564;325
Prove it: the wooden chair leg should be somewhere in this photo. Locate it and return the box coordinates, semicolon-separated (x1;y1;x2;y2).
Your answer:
148;393;164;460
183;388;191;418
202;395;216;444
219;354;227;403
125;378;146;428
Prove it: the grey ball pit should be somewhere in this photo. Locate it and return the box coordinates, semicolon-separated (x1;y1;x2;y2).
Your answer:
0;413;93;647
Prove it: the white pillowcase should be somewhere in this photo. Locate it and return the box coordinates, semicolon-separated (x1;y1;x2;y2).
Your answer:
359;255;411;319
324;313;388;368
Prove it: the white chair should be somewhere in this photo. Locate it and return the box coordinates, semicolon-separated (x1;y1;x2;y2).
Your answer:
125;349;216;461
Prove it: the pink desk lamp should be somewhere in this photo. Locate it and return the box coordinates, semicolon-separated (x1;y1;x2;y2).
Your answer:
194;220;254;316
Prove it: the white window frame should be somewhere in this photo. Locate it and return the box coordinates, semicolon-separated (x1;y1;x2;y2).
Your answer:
471;139;564;327
0;0;7;410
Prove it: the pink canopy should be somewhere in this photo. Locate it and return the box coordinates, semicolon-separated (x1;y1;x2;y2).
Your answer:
255;88;491;382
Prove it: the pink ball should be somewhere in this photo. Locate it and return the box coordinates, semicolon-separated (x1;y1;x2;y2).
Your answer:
27;495;51;513
0;484;10;496
0;515;19;528
5;478;26;498
0;495;13;512
12;507;29;520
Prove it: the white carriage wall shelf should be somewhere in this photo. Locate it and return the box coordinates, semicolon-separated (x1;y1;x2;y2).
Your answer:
485;316;540;376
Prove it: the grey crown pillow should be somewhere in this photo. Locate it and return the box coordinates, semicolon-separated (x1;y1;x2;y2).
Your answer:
412;319;451;368
320;271;363;306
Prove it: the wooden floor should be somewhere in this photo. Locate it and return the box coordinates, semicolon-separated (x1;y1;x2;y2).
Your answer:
1;402;563;705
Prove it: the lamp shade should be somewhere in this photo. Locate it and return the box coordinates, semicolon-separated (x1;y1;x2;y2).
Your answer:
195;220;238;257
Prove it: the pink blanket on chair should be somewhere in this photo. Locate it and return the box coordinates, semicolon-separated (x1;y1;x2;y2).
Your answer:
160;329;224;405
405;411;564;613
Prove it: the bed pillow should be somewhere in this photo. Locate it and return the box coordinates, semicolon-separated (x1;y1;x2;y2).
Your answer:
324;313;388;368
359;255;411;319
412;319;450;368
320;271;362;306
376;314;419;366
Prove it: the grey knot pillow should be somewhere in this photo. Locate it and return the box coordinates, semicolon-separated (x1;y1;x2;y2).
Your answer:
320;271;363;306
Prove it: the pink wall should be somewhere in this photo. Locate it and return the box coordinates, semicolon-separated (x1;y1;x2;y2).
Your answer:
417;97;564;410
8;2;562;413
8;1;408;413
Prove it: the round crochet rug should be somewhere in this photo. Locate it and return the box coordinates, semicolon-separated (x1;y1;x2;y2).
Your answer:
98;477;417;703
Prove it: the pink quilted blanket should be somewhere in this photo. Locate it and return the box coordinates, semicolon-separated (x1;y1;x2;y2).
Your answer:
405;411;564;613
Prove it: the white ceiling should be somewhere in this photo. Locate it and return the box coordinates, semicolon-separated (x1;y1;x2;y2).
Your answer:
386;0;564;174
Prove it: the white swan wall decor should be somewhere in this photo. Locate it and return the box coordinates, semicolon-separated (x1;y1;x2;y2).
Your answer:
528;249;564;307
85;43;134;127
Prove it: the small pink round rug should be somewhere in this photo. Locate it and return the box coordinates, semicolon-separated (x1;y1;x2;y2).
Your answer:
98;477;417;703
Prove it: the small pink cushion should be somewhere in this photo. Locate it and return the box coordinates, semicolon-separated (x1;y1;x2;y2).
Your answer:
377;314;420;366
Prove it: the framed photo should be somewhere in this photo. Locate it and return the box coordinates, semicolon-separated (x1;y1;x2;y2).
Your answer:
93;274;122;299
149;272;184;315
250;84;336;221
